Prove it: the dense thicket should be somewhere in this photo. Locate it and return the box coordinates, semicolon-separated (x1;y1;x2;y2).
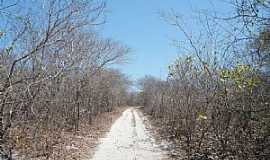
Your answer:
140;0;270;159
0;0;130;159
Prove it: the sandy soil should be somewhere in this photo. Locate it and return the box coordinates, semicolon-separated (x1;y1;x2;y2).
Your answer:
64;107;128;160
11;107;171;160
90;107;169;160
141;112;185;160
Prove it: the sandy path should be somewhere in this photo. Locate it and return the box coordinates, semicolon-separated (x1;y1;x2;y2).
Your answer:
90;108;168;160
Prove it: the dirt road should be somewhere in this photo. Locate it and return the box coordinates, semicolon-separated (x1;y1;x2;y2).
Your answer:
90;108;168;160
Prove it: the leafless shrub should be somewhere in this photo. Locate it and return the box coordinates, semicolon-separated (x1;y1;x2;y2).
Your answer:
0;0;130;159
140;1;270;159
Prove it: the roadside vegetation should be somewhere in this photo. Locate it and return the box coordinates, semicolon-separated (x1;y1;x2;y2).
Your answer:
0;0;130;159
139;0;270;159
1;0;269;160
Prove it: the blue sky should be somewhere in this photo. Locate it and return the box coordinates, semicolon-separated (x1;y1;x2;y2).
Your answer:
102;0;232;80
0;0;232;81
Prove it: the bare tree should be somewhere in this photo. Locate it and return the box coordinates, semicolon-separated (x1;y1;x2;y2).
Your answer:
140;1;270;159
0;0;130;159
